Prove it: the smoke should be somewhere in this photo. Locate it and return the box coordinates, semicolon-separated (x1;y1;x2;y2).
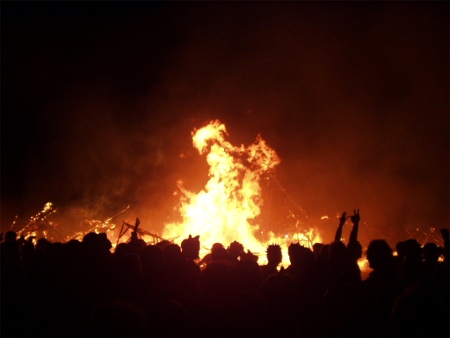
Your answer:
2;2;448;247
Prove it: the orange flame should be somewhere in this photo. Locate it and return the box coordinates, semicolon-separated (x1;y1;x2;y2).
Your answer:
163;120;321;265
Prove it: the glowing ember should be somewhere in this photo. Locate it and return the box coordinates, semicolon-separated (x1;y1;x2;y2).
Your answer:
42;202;53;214
163;120;321;264
17;201;57;238
357;256;369;272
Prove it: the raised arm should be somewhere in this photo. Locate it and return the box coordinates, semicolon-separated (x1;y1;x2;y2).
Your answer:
349;209;360;245
334;211;348;243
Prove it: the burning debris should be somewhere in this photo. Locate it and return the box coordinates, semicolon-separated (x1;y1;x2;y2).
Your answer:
65;204;132;242
14;202;59;241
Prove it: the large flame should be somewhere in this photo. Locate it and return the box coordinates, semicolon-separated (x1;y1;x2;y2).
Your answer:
163;120;320;264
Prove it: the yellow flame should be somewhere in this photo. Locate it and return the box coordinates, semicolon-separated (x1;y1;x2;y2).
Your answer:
163;120;321;265
42;202;53;213
357;256;369;271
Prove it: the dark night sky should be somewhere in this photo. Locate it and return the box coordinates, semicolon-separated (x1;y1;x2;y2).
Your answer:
1;2;448;246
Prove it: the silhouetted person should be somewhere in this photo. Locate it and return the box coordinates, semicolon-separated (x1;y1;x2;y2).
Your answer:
179;235;202;313
286;242;322;336
421;242;443;281
391;228;449;337
1;230;21;269
260;243;282;280
181;234;200;261
260;270;298;336
346;209;363;282
139;244;167;307
233;258;265;335
3;212;449;338
321;210;363;336
355;239;401;336
180;235;202;287
312;242;325;258
198;242;224;269
211;245;231;262
1;231;24;336
98;232;112;253
397;239;422;287
326;211;356;287
236;257;263;292
197;259;239;336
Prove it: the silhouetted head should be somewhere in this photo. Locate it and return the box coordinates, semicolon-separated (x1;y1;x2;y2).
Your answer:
422;242;441;263
66;238;81;248
122;252;143;278
299;245;315;272
129;238;147;255
65;239;82;259
227;241;244;261
397;239;420;258
82;232;100;254
114;242;131;258
181;234;200;260
366;239;393;270
35;237;51;253
348;241;363;260
288;242;314;271
211;246;230;261
4;231;17;242
405;239;422;259
141;244;165;270
211;242;224;252
266;244;282;266
261;272;297;312
312;243;324;257
235;258;263;291
288;242;302;266
155;240;172;250
201;260;235;296
329;241;348;262
98;232;112;252
163;243;182;262
316;243;331;264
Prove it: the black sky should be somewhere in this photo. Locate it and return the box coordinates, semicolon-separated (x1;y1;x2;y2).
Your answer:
1;2;448;246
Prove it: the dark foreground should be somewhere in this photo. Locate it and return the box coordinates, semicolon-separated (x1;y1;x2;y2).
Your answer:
1;213;449;337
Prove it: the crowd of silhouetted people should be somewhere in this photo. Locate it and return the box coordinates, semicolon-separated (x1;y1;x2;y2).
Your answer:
1;210;449;337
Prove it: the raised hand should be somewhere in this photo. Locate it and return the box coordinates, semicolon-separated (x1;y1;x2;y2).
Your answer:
349;209;360;245
335;211;348;242
339;211;348;226
350;209;360;225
